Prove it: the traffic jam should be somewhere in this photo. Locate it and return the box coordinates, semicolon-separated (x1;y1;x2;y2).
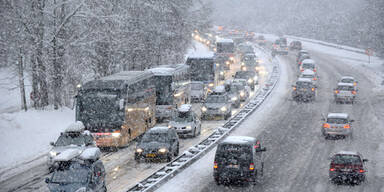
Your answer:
43;28;270;191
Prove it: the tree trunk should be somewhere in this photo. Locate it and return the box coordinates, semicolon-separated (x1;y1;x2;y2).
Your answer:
18;49;27;111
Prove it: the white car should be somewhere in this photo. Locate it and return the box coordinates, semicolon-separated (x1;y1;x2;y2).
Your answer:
47;121;96;171
299;69;318;86
168;104;201;137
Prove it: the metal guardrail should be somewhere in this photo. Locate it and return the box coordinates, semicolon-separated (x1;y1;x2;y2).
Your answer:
127;46;281;192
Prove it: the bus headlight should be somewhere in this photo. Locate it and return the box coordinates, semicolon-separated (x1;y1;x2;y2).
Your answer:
231;97;238;101
136;148;143;153
158;148;168;153
202;106;207;112
240;91;245;97
220;106;227;112
112;132;121;137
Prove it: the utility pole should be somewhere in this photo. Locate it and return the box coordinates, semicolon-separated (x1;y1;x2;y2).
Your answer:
18;48;27;111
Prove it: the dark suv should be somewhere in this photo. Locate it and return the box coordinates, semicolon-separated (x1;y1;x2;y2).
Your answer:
329;151;368;184
135;127;179;162
292;78;316;102
213;136;266;185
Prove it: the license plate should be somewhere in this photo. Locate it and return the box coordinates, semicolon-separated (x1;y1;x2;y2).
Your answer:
146;154;156;158
226;164;239;169
341;168;352;172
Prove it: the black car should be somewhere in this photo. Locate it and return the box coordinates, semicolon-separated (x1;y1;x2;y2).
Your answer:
46;154;106;192
292;78;316;102
214;136;266;185
234;71;257;90
329;151;368;184
289;41;302;50
135;127;179;162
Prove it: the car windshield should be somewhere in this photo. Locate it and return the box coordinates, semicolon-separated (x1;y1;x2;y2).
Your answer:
191;83;204;90
327;118;348;124
51;167;89;184
174;111;193;122
235;71;254;79
205;95;226;103
302;63;315;69
341;79;354;83
338;85;354;91
55;134;86;146
301;74;314;78
142;132;168;143
332;155;361;165
296;81;312;87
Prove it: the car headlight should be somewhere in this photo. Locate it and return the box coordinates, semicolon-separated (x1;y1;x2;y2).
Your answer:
50;151;57;157
202;106;207;112
220;71;224;75
168;125;172;128
136;148;143;153
75;187;87;192
220;106;227;112
158;148;168;153
112;132;121;137
231;96;238;101
229;57;235;61
186;125;192;129
240;91;245;97
226;61;230;65
241;62;245;66
248;79;253;84
254;76;258;81
208;83;214;87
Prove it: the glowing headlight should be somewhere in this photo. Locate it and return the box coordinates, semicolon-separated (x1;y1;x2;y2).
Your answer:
226;61;230;65
202;106;207;112
208;83;214;87
158;148;168;153
229;57;235;61
112;132;121;137
50;151;57;157
241;62;245;66
255;66;260;71
247;79;253;84
136;148;143;153
240;91;245;97
168;125;172;128
220;106;227;112
231;97;238;101
254;76;258;81
220;71;224;75
216;63;220;67
186;126;192;129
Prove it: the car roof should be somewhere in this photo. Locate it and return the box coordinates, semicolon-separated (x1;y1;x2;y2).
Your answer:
65;121;85;133
301;69;315;75
148;126;169;133
178;104;192;112
337;82;354;87
302;59;315;64
341;76;354;80
299;50;308;53
213;85;226;93
297;78;312;83
327;113;348;119
221;136;256;145
335;151;359;156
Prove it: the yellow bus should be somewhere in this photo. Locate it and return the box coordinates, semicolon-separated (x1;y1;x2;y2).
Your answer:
75;71;156;148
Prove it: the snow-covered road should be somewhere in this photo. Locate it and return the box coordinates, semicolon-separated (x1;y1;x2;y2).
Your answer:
156;43;384;192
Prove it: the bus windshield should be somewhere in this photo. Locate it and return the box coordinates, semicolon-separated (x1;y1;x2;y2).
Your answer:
217;43;234;53
155;76;173;105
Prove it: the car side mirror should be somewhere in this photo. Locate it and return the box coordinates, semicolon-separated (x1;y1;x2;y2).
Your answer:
45;178;50;183
257;147;267;152
50;142;55;146
363;159;368;162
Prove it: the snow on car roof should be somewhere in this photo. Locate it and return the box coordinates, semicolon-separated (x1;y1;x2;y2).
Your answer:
187;51;214;59
341;76;354;80
65;121;85;132
299;49;308;53
221;136;256;145
302;59;315;64
178;104;192;112
216;38;234;43
297;78;312;83
337;82;354;87
301;69;315;75
327;113;349;119
149;126;169;133
148;67;175;76
336;151;359;156
213;85;226;93
53;148;82;162
79;147;101;161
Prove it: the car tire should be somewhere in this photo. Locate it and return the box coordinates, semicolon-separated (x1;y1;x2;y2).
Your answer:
192;128;196;137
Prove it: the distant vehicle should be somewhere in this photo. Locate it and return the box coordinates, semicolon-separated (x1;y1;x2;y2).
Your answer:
215;38;236;70
296;50;309;62
213;136;266;185
135;127;179;162
297;54;311;68
47;122;96;171
334;82;357;104
45;148;106;192
292;78;316;102
224;82;241;108
76;71;156;148
148;64;191;122
168;104;201;137
299;59;317;73
272;38;288;56
329;151;368;184
240;53;259;72
201;92;232;120
289;41;302;50
237;42;254;60
186;55;219;92
340;76;358;87
190;81;206;103
234;71;258;90
321;113;354;139
299;69;318;86
256;35;266;46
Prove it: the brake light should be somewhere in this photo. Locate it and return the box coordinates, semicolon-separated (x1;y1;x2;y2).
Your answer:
300;69;304;72
352;90;356;95
214;162;218;169
313;77;317;81
293;86;297;91
311;87;315;91
323;123;330;128
299;62;302;65
344;124;350;129
313;69;317;72
335;90;339;94
359;169;365;173
330;168;335;171
249;163;255;170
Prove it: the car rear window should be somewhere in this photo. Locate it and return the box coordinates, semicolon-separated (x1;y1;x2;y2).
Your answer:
337;85;354;91
332;155;361;165
216;144;252;164
341;79;354;83
327;118;348;124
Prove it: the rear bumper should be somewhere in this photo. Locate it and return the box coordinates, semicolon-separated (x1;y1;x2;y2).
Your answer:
334;95;355;101
323;128;351;136
214;170;256;182
329;171;365;182
135;152;169;160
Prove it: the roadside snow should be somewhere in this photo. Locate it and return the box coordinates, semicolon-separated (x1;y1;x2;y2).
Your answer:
185;41;214;59
0;107;74;169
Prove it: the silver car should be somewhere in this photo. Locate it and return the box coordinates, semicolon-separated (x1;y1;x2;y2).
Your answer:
334;82;357;104
168;104;202;137
321;113;354;139
201;93;232;120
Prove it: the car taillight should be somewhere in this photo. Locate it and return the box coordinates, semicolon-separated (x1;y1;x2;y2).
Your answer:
330;168;335;171
313;69;317;72
352;90;356;95
335;90;339;94
299;62;302;65
323;123;330;128
293;86;297;91
344;124;350;129
313;77;317;81
359;169;365;173
214;162;218;169
249;163;255;170
311;87;315;91
300;69;304;72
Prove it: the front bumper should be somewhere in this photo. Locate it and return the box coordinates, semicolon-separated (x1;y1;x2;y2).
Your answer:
135;152;169;160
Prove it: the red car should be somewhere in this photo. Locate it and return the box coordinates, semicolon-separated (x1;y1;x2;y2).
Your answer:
329;151;368;184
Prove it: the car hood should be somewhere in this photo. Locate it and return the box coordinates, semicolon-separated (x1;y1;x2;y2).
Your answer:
138;141;170;150
169;121;193;127
48;182;85;192
204;103;226;109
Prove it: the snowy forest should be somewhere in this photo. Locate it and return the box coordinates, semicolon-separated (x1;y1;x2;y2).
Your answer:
0;0;211;109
